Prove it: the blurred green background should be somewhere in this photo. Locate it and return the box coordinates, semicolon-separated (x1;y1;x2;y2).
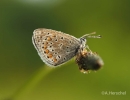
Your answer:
0;0;130;100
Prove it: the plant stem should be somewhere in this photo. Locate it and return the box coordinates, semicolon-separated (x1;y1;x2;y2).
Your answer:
9;65;54;100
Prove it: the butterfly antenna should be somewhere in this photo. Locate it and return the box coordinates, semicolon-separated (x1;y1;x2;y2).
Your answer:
81;32;101;39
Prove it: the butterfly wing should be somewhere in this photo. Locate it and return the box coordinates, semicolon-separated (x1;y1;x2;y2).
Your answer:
32;28;81;66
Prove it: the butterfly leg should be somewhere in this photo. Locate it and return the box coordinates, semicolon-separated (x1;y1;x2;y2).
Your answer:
85;45;92;53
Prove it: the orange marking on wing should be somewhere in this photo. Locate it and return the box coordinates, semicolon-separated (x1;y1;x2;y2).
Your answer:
53;58;57;62
45;42;48;45
43;45;47;49
47;54;53;58
47;37;52;41
44;49;49;54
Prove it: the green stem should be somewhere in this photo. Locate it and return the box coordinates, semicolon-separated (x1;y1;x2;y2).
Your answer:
9;65;54;100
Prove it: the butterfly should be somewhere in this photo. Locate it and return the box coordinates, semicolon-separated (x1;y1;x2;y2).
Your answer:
32;28;104;73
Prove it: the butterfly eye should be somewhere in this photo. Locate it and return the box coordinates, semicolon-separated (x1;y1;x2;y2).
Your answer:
80;38;86;45
81;38;86;42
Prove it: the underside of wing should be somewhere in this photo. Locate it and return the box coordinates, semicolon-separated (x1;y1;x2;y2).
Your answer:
32;28;81;66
